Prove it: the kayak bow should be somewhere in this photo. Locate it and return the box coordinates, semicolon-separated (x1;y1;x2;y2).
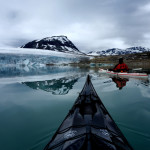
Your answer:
44;75;133;150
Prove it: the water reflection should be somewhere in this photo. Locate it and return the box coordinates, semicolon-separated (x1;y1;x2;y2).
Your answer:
23;75;81;95
98;71;149;91
111;77;129;90
0;65;83;77
140;79;149;87
1;67;150;150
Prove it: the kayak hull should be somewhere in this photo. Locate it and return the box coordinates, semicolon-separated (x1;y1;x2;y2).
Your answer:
44;75;133;150
107;71;148;78
99;69;148;79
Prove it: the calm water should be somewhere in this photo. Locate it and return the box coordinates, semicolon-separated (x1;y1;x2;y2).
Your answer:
0;66;150;150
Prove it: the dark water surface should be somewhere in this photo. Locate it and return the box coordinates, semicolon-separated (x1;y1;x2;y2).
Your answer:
0;66;150;150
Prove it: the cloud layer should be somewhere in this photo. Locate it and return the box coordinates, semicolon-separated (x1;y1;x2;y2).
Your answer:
1;0;150;52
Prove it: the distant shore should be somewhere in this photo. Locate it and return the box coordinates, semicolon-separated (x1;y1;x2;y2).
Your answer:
86;52;150;69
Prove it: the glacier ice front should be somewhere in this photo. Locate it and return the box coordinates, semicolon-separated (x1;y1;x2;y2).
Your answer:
0;47;87;66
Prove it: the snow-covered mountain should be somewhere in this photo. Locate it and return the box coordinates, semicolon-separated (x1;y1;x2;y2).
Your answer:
21;35;84;55
87;46;150;56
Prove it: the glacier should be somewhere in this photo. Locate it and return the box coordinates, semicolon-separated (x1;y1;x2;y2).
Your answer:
0;47;87;67
0;47;90;80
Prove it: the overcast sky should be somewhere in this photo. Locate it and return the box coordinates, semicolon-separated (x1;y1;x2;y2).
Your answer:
1;0;150;52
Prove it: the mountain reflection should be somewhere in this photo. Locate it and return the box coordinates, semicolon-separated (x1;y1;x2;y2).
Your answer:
22;76;80;95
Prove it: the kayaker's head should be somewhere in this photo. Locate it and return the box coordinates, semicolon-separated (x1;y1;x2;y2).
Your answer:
119;57;123;64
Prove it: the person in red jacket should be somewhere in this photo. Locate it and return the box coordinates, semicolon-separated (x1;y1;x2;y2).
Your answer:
113;58;129;72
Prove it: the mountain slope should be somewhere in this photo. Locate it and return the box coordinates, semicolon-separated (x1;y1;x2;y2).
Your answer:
21;36;84;55
87;46;150;56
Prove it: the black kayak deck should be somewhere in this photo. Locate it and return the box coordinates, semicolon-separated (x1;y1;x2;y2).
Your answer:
44;75;133;150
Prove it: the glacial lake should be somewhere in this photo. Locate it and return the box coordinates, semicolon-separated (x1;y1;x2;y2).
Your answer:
0;66;150;150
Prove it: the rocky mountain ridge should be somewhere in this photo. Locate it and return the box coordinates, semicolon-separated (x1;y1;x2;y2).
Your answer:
21;36;84;55
87;46;150;56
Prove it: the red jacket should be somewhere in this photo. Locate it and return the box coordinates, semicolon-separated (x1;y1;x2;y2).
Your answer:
114;63;129;72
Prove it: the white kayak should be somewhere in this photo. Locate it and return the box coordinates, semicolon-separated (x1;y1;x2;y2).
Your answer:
99;69;148;79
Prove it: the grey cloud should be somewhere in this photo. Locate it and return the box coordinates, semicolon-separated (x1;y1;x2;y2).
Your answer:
0;0;150;52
